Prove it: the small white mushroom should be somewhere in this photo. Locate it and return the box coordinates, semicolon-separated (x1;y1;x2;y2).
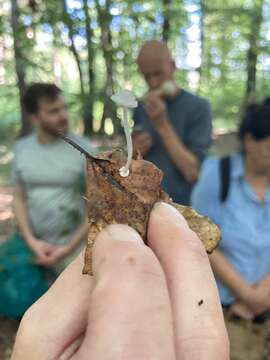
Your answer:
111;89;138;109
141;80;177;101
111;90;138;177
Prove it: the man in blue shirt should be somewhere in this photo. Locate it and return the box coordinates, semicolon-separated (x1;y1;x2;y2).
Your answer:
133;40;212;205
192;104;270;320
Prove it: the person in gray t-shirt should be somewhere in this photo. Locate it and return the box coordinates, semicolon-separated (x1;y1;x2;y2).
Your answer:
12;83;95;271
133;40;212;205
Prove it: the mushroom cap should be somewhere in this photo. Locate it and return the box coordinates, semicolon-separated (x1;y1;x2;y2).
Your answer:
111;89;138;108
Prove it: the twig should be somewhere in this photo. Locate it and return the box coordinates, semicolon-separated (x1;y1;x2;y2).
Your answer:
59;134;94;160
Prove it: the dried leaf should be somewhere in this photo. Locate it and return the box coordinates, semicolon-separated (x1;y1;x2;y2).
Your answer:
83;150;220;274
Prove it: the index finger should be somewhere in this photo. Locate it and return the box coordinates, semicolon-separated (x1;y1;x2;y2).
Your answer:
147;202;229;359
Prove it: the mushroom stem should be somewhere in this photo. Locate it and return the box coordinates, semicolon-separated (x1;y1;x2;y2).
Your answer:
119;106;133;177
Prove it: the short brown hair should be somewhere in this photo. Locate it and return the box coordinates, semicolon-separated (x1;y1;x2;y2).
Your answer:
23;83;62;114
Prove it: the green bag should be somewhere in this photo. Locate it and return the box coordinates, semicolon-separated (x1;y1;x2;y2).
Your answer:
0;234;50;319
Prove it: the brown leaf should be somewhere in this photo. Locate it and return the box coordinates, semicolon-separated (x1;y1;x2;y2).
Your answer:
82;149;220;275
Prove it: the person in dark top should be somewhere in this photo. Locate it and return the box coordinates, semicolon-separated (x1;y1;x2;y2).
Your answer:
133;40;212;205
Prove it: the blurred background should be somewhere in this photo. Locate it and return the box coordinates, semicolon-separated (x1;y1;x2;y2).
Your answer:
1;0;270;250
1;1;270;357
0;1;269;235
1;0;270;141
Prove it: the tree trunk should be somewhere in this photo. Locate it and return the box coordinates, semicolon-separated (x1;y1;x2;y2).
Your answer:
11;0;32;137
162;0;172;42
220;18;229;85
82;0;95;136
62;0;91;133
245;0;264;100
0;38;5;84
62;0;85;99
95;0;117;134
100;25;117;133
197;0;205;92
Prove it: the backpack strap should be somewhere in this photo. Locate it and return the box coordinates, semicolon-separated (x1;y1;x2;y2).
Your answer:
219;156;231;203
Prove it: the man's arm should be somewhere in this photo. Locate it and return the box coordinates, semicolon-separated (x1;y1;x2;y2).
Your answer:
42;216;89;267
13;185;55;262
14;185;88;266
13;185;36;245
144;92;210;183
64;216;89;252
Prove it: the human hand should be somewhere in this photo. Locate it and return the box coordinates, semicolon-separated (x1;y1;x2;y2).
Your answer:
132;130;153;156
228;301;254;320
26;236;56;265
144;91;169;131
12;203;229;359
35;244;72;267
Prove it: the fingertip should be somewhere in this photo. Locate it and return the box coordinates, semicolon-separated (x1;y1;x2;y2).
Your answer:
96;224;144;244
148;202;205;258
152;202;188;228
152;202;188;227
92;224;144;275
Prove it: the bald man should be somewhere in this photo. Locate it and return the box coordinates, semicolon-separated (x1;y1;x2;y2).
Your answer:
133;40;212;205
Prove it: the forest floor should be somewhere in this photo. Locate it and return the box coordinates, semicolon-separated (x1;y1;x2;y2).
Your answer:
0;317;19;360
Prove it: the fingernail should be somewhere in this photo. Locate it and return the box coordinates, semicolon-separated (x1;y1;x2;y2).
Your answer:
101;224;144;244
153;202;188;228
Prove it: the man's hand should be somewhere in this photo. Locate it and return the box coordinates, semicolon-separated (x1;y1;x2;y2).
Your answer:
143;91;199;183
27;237;72;267
132;130;153;157
144;91;169;131
12;203;229;360
36;244;73;267
26;236;56;264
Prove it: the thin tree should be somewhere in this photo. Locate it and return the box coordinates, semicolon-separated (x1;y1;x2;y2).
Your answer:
62;0;85;102
197;0;205;92
245;0;264;100
82;0;95;135
162;0;172;42
62;0;95;135
11;0;32;137
95;0;117;134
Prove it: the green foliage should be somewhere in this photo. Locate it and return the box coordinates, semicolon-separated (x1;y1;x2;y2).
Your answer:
1;0;270;140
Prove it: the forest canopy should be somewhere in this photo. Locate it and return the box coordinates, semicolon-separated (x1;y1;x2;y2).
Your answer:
1;0;270;138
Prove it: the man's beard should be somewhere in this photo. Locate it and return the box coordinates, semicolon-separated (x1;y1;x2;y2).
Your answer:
40;121;68;137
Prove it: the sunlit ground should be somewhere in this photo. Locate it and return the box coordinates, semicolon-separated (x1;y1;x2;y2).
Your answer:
0;190;13;222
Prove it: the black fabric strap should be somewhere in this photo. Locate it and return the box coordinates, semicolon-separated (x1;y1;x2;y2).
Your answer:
219;156;231;203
